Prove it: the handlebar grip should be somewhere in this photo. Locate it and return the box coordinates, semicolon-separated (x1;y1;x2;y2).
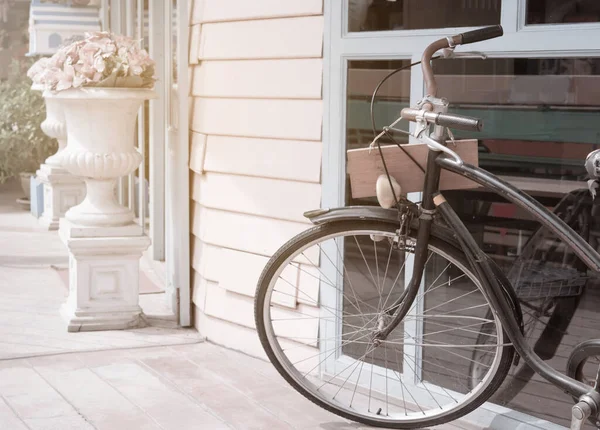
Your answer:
459;25;503;45
436;113;483;132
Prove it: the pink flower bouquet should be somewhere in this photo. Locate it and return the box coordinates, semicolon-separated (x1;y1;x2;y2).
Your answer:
27;57;52;86
27;31;155;92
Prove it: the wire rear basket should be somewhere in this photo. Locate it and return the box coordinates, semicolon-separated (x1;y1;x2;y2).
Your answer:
511;262;588;300
507;189;595;300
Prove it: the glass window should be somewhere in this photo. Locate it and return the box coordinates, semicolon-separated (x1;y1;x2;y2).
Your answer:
433;57;600;183
526;0;600;25
342;59;412;364
348;0;501;33
345;59;412;206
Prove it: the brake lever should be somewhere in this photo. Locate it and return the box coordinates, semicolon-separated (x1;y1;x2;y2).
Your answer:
368;115;412;154
385;126;411;136
441;47;487;60
368;128;414;154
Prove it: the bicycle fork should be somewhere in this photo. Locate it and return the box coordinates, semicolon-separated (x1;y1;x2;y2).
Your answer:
374;147;441;342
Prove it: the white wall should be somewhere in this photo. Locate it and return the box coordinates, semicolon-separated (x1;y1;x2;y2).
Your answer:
189;0;324;356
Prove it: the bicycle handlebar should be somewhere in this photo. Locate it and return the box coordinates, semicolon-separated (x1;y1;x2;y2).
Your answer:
422;25;504;97
401;108;483;132
397;26;503;133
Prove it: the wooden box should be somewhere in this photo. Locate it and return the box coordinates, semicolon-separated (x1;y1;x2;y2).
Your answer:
347;140;479;199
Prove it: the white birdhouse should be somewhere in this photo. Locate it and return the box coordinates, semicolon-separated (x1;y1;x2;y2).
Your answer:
27;0;101;56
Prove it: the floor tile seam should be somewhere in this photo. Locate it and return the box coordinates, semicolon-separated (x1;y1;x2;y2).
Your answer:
87;366;167;430
183;341;293;388
0;395;32;430
0;339;76;351
0;327;197;349
0;317;200;344
0;339;204;362
27;366;98;429
0;332;133;350
132;357;236;430
178;354;301;429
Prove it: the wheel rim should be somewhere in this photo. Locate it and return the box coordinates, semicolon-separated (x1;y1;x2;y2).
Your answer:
260;227;507;425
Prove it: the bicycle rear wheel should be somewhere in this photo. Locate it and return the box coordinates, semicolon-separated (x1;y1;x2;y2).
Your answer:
255;220;513;429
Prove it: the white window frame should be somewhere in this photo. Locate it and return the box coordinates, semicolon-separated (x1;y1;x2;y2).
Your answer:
516;0;600;33
322;0;600;428
166;0;191;325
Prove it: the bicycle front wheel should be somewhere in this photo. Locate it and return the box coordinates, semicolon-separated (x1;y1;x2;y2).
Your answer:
255;220;513;429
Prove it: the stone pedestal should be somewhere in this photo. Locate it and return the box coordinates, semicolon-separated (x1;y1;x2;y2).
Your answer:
37;164;85;230
59;220;150;332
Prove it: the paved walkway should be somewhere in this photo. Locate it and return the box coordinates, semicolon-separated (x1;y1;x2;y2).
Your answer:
0;343;477;430
0;179;196;359
0;180;472;429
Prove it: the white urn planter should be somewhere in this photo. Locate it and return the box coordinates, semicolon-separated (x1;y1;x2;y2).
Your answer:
32;85;85;229
52;88;154;227
50;87;155;332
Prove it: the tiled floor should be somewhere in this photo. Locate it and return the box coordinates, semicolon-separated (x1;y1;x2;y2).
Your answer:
0;342;476;430
0;179;198;359
0;262;200;359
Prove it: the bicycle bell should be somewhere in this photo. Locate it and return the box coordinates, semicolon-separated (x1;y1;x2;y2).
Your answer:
585;149;600;198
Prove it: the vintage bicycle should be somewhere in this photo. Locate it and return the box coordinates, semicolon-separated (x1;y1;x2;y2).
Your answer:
254;25;600;429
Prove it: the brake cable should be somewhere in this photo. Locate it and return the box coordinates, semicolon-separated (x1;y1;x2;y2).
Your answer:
368;56;441;212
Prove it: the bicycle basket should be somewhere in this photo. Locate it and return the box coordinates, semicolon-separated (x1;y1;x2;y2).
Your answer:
511;262;588;299
508;189;593;300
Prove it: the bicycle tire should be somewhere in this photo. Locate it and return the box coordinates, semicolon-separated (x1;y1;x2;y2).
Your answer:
255;219;515;429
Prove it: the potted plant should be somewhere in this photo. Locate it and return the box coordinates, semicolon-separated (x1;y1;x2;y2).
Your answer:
38;31;156;226
0;59;57;206
33;31;157;333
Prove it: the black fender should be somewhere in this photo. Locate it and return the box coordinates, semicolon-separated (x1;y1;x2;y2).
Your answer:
304;206;455;247
304;205;524;338
304;206;410;225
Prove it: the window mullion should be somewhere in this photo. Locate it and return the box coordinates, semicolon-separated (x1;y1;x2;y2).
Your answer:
500;0;521;33
402;53;425;385
409;53;424;144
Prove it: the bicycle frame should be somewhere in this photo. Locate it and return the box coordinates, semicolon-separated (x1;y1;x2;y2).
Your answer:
407;145;600;401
